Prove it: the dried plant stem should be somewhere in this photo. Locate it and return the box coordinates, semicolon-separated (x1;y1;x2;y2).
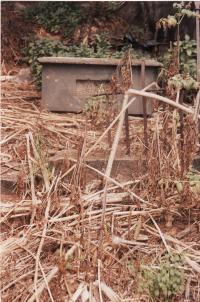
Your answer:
97;259;104;302
33;178;56;302
172;110;181;172
149;214;170;253
85;82;158;157
34;221;49;302
1;270;35;293
99;93;129;251
29;245;79;302
26;133;37;224
156;114;162;175
93;281;121;302
69;283;86;302
60;82;158;181
29;132;50;192
18;244;55;302
176;89;180;103
2;77;200;302
86;164;152;205
127;89;200;119
1;128;26;145
28;267;59;302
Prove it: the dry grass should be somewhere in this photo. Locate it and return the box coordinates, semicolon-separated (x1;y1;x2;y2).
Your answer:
1;79;200;302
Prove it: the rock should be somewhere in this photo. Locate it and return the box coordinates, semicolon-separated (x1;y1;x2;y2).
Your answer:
1;171;19;195
193;157;200;171
15;68;32;83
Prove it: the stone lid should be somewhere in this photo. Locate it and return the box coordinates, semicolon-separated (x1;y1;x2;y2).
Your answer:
38;56;162;67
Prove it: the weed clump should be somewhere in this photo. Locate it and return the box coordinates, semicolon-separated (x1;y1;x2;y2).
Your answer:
139;254;184;302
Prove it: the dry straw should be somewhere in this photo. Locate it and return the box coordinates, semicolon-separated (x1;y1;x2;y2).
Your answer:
1;74;200;301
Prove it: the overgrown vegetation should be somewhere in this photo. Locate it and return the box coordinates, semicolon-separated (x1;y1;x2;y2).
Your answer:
158;2;199;92
84;96;108;126
168;73;198;91
22;1;145;87
139;254;184;302
25;35;125;87
23;1;124;38
25;39;68;87
23;2;85;37
176;34;197;77
159;34;198;92
65;34;124;59
157;2;198;30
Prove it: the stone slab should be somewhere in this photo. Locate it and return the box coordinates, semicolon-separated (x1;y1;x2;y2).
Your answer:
39;56;162;115
49;150;146;183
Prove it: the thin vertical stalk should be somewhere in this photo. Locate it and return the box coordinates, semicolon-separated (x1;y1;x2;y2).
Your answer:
141;61;148;159
177;15;180;72
195;1;200;134
196;2;200;82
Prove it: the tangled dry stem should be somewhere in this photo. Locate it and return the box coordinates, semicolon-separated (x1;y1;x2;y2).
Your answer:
1;76;200;302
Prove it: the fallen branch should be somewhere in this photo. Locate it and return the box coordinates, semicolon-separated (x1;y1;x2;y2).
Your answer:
127;88;200;119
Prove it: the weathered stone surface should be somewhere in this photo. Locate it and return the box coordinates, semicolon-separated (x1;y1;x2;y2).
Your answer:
39;57;161;115
49;150;146;182
1;171;19;195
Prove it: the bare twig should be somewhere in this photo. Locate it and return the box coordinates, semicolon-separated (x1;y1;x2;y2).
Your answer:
26;133;37;224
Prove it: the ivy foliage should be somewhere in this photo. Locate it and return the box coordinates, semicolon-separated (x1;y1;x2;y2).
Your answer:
23;2;85;37
66;34;125;59
168;73;198;91
25;39;68;87
22;2;122;38
159;34;198;91
174;35;197;77
25;36;125;87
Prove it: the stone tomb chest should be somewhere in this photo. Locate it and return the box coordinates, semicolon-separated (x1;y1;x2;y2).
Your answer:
39;57;161;115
